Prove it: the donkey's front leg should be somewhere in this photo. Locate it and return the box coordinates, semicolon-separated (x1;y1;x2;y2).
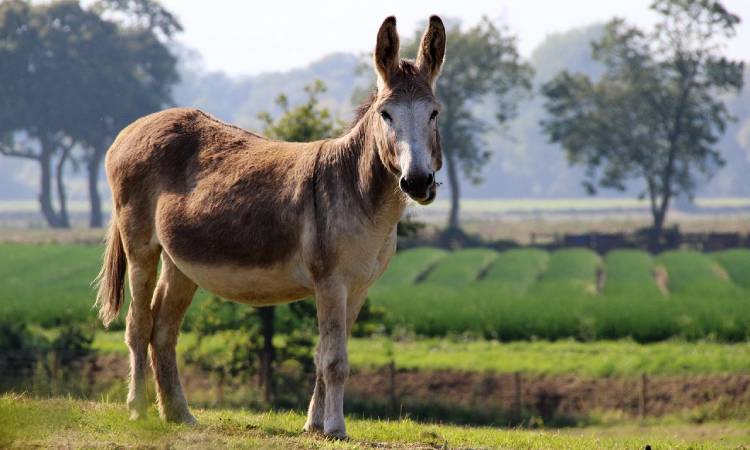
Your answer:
305;290;367;434
311;279;349;439
303;344;326;433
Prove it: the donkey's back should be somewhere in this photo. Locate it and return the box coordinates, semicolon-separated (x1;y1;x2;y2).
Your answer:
104;107;320;306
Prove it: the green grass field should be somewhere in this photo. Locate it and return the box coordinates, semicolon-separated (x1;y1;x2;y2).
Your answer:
2;243;750;341
90;332;750;376
2;396;747;449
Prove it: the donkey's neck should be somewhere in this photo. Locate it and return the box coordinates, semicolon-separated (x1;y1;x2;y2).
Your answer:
320;114;405;229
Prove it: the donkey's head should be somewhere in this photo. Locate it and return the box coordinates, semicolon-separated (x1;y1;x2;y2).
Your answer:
372;16;445;205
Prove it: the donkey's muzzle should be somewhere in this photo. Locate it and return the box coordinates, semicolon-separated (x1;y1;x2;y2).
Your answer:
399;171;436;205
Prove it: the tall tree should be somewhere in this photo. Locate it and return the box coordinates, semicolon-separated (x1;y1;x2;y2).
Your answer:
0;1;77;227
402;18;532;231
81;0;181;227
255;80;339;403
0;0;180;228
541;0;744;246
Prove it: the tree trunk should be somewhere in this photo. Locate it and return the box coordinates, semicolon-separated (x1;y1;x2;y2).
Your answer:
445;151;461;231
38;139;65;229
258;306;275;404
87;150;104;228
54;146;71;229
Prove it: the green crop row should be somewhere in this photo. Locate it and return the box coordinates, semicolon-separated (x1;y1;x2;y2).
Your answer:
1;243;749;341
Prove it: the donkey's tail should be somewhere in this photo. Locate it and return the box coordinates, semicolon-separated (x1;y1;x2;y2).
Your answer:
93;218;127;328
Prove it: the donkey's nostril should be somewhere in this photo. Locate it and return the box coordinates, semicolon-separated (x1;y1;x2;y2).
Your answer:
399;176;410;192
426;172;434;186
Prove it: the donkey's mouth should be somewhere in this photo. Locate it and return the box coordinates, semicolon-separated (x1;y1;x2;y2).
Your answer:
414;183;437;205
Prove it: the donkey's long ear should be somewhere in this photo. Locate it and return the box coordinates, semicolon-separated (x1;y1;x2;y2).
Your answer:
416;16;446;87
374;16;400;88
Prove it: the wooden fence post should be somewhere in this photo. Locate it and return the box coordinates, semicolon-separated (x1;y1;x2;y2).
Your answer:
388;360;398;417
638;373;648;419
511;372;522;424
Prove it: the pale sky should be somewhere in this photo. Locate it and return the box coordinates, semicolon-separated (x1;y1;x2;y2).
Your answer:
160;0;750;76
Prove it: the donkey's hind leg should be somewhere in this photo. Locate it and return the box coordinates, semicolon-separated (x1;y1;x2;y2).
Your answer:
150;253;197;423
122;237;161;420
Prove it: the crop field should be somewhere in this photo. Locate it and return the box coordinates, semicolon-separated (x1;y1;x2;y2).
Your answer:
370;247;750;342
2;395;748;449
2;243;750;341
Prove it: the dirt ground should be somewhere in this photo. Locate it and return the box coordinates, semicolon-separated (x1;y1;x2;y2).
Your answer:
87;354;750;422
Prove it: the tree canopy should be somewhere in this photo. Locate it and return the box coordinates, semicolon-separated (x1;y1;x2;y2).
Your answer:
0;0;180;227
542;0;744;244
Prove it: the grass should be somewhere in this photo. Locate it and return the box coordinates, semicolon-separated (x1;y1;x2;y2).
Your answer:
1;395;747;449
0;243;102;327
347;338;750;377
92;332;750;377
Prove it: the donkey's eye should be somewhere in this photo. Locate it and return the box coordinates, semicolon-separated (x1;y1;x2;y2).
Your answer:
380;110;392;122
430;110;439;121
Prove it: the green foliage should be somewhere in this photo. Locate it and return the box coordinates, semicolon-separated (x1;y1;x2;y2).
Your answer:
603;250;662;296
0;317;96;394
371;246;750;342
0;0;180;227
373;247;448;287
541;0;744;234
657;250;735;295
422;248;498;287
258;79;340;141
0;319;46;382
5;243;750;343
712;249;750;290
184;297;315;407
539;248;601;284
483;248;549;292
50;322;94;368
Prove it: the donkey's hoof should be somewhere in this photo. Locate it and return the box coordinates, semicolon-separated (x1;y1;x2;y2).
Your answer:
128;410;146;421
303;421;324;434
164;410;197;425
323;429;348;440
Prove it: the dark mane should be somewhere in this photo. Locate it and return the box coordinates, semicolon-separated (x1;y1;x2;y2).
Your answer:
348;90;377;131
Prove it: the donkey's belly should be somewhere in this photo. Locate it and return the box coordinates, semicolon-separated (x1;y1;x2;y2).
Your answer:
169;254;314;306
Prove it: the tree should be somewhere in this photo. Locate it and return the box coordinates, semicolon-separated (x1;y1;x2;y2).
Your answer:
255;80;339;402
541;0;744;246
0;1;77;228
402;18;532;231
0;0;180;228
80;0;181;227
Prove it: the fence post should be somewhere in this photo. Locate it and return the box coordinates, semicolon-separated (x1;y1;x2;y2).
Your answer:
511;372;522;424
388;360;398;417
638;373;648;419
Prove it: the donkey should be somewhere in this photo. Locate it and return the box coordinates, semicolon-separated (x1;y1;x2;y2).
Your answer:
94;15;445;438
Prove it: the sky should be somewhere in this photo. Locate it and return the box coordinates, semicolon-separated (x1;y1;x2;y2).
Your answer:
160;0;750;76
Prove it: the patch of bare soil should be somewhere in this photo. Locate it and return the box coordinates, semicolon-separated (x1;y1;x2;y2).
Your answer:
91;354;750;420
348;369;750;419
653;266;670;296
